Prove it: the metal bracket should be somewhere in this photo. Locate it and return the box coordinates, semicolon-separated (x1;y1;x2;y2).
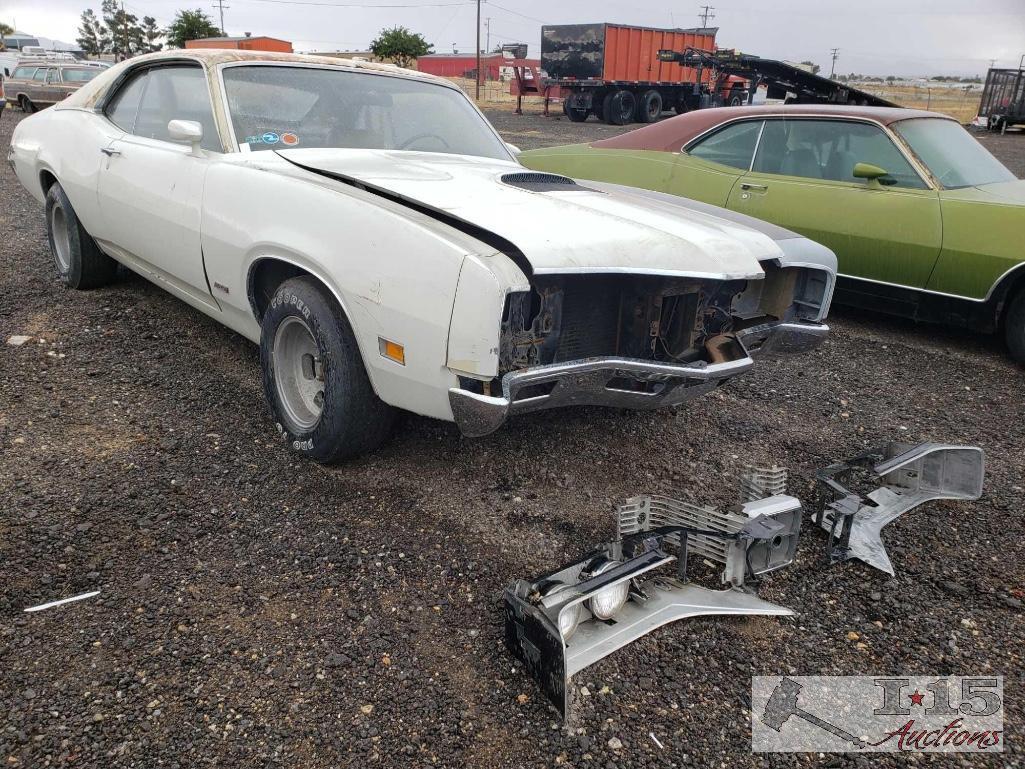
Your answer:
814;442;985;575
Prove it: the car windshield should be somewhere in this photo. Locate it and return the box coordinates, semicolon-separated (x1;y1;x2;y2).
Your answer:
221;64;511;160
61;68;100;83
893;118;1016;189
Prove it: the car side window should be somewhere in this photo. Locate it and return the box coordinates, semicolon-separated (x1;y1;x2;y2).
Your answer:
46;69;61;84
752;119;926;189
32;68;49;82
686;120;763;170
12;66;37;79
105;70;149;133
133;65;220;152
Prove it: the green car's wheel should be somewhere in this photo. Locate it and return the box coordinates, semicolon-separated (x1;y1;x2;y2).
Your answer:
1005;290;1025;364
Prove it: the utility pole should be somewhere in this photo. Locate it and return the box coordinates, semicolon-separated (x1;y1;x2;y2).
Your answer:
829;47;839;78
475;0;481;100
698;5;715;27
485;17;490;55
212;0;229;35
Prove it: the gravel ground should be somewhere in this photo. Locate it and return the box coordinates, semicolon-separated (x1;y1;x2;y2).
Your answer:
1;105;1023;768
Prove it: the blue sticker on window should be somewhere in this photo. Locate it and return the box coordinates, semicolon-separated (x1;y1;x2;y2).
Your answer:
261;131;280;145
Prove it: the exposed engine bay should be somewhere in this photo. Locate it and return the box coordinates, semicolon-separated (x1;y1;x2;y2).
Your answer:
497;263;829;378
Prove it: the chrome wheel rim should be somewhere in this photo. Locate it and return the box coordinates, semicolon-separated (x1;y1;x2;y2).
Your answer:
272;316;325;431
50;202;72;273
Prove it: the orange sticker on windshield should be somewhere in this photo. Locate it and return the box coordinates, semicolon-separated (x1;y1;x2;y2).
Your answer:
281;132;299;146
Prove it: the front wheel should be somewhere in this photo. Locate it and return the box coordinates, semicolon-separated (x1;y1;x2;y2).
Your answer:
1004;290;1025;364
20;95;36;113
260;276;396;462
45;182;117;289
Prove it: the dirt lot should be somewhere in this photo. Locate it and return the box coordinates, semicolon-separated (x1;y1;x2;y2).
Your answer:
1;106;1023;768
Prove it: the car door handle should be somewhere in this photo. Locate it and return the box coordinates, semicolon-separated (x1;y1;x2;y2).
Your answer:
741;183;767;191
100;147;121;157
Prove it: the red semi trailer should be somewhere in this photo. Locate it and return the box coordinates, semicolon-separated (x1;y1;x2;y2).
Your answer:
541;23;744;124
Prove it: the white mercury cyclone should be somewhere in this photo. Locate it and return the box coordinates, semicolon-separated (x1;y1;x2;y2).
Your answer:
9;50;836;461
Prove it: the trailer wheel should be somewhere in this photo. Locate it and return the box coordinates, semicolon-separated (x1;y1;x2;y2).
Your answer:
604;90;636;125
635;90;663;123
562;99;590;122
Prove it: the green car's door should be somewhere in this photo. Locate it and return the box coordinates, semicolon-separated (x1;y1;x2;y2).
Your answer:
668;118;763;205
725;118;943;288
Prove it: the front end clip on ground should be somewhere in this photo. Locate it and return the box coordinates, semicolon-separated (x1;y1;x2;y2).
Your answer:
504;492;802;719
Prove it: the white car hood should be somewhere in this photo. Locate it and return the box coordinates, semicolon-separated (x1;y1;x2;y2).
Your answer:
274;149;781;278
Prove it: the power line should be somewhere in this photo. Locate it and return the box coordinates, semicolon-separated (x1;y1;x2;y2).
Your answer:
698;5;715;26
486;2;544;23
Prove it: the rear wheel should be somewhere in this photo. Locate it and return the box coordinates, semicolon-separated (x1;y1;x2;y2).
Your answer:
604;89;636;126
562;99;589;122
635;90;662;123
1004;289;1025;364
260;276;396;462
45;182;117;289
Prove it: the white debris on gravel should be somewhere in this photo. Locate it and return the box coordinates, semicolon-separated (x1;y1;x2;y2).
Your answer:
24;590;100;613
6;335;31;346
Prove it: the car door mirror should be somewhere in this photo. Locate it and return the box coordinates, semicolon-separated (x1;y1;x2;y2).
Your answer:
168;119;204;155
853;162;898;187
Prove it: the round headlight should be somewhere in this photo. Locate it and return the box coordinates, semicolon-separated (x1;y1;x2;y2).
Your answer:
542;582;582;641
586;559;629;620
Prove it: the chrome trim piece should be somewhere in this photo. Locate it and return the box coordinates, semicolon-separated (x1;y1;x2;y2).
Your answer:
838;265;1025;304
449;321;828;437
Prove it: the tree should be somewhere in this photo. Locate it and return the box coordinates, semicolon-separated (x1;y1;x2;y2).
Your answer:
100;0;145;60
77;9;104;55
370;26;433;68
164;9;222;49
799;60;821;75
141;16;163;52
0;22;13;51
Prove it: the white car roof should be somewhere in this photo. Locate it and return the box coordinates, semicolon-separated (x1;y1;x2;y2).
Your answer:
61;48;449;111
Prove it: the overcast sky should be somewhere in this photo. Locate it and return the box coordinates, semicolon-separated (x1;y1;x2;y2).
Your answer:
9;0;1025;76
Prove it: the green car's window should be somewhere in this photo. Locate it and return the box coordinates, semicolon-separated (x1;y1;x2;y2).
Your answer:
893;118;1016;189
687;120;762;170
753;119;926;189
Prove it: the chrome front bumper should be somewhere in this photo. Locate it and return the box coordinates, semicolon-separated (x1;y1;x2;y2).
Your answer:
449;321;828;437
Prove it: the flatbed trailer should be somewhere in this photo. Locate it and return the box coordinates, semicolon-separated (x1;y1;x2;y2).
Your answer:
979;68;1025;132
658;48;898;108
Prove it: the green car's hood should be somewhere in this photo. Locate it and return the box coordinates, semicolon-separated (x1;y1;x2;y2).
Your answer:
944;179;1025;205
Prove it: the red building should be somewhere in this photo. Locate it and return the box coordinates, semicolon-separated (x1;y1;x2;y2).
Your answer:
186;35;293;53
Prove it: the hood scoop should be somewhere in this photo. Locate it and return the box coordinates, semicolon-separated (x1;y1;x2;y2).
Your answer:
500;172;589;192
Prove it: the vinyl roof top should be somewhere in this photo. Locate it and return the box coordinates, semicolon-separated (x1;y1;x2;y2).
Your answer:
593;104;954;153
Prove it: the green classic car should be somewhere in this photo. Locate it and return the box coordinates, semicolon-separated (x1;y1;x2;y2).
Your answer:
520;105;1025;361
